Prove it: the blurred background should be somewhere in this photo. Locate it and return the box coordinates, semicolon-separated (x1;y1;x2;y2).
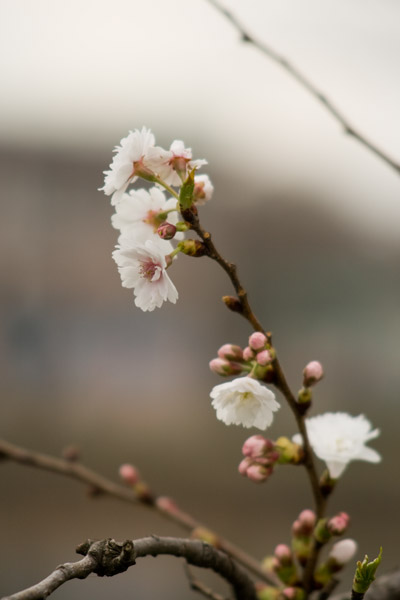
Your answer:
1;1;399;598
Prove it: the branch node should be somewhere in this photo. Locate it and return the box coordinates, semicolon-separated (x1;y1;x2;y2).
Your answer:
76;538;136;577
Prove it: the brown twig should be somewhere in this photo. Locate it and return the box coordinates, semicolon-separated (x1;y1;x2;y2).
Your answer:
0;438;275;586
1;537;257;600
206;0;400;176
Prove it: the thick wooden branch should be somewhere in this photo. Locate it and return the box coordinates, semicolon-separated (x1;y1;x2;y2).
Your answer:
1;537;257;600
206;0;400;176
0;439;274;585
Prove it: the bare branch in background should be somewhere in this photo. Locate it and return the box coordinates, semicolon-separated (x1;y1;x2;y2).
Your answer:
207;0;400;176
0;438;276;586
1;537;257;600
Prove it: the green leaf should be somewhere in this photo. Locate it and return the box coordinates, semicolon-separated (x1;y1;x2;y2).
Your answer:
179;168;195;210
352;547;383;594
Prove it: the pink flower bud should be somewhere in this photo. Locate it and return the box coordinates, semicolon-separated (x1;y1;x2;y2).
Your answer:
217;344;243;362
274;544;293;564
242;434;270;458
248;332;267;351
298;509;317;533
282;588;297;600
157;222;177;240
119;463;139;486
243;346;255;361
246;463;271;483
328;512;350;535
155;496;179;514
303;361;324;387
329;539;357;565
209;358;242;376
238;457;252;476
257;349;272;366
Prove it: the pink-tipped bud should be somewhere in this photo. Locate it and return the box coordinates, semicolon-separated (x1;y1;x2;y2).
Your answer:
242;435;273;458
217;344;243;362
119;463;140;486
328;512;350;535
155;496;179;514
248;332;267;351
274;544;293;565
238;457;253;476
282;588;296;600
209;358;243;376
296;509;317;535
157;222;177;240
246;463;271;483
329;539;357;566
243;346;255;361
257;349;272;366
303;361;324;387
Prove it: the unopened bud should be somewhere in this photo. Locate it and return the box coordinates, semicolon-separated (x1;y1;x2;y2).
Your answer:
257;349;273;366
329;539;358;566
135;481;154;504
191;527;220;547
291;536;313;566
303;361;324;387
178;239;207;257
209;358;243;376
276;437;304;464
217;344;243;362
293;509;316;535
222;295;243;314
274;544;293;565
246;463;271;483
243;346;255;361
314;518;331;544
119;463;140;486
62;445;80;462
328;512;350;535
282;587;306;600
157;222;177;240
156;496;179;514
242;435;273;458
248;332;267;351
238;457;253;476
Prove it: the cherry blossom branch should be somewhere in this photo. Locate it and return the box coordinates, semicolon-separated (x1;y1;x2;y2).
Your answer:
1;537;257;600
182;206;328;593
0;438;274;586
206;0;400;176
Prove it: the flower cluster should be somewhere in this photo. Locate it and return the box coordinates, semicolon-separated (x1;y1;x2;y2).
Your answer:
101;128;213;311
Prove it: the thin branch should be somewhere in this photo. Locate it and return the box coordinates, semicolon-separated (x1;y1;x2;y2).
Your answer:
0;438;275;586
1;537;257;600
206;0;400;176
183;562;231;600
181;206;327;594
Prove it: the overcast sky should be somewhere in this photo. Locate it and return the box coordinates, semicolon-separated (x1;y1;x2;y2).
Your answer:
1;0;400;238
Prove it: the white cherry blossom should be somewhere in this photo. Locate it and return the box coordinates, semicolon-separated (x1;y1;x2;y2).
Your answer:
111;186;183;246
101;127;156;205
293;412;381;478
146;139;207;186
210;376;280;430
112;238;178;311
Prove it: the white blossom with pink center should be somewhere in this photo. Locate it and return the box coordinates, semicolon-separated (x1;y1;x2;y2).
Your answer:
193;174;214;205
146;139;207;186
293;412;381;478
210;376;280;430
112;238;178;311
101;127;156;205
111;186;182;248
